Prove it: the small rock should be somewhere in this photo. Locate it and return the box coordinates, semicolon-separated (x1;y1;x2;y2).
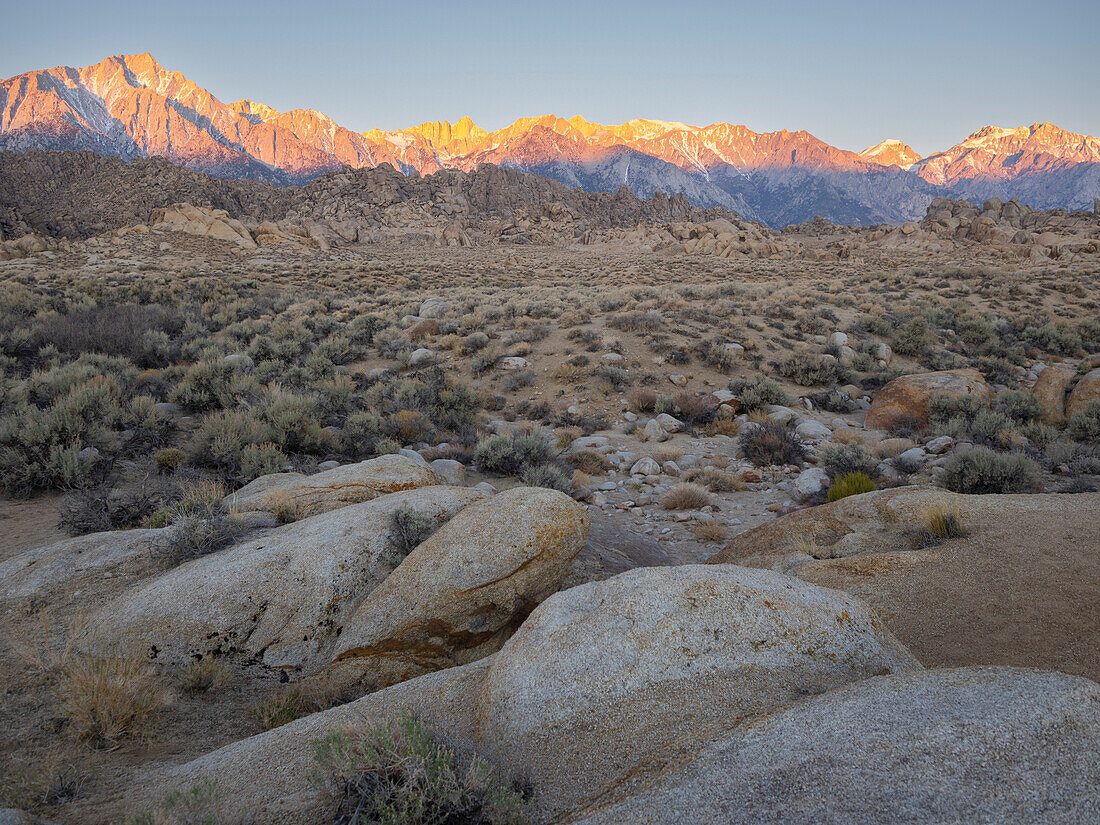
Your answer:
655;413;685;433
429;459;466;486
925;436;955;454
662;461;681;477
792;468;829;502
668;373;688;386
644;419;669;442
830;332;849;348
408;348;435;367
501;356;529;371
631;458;662;476
795;420;832;442
317;460;341;472
399;448;429;466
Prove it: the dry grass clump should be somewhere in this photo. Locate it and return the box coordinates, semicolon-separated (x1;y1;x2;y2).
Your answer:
252;673;350;731
682;466;745;492
569;448;611;474
705;418;740;437
179;658;230;695
872;437;917;458
830;428;865;445
692;521;730;542
59;649;163;746
911;498;969;548
661;482;713;510
652;446;683;463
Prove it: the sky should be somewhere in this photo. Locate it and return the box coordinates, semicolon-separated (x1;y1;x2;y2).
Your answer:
1;0;1097;156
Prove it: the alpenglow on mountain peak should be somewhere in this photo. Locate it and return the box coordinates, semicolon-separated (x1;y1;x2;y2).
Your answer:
2;53;1098;226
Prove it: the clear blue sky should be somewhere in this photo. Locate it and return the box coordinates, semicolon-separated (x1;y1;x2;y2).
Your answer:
2;0;1096;156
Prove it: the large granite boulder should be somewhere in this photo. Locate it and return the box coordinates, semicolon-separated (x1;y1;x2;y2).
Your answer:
476;564;919;818
333;487;589;686
865;368;991;430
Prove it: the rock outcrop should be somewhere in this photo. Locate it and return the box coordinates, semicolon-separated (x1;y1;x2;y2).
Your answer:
573;667;1100;825
708;487;1100;681
226;454;441;517
83;486;487;672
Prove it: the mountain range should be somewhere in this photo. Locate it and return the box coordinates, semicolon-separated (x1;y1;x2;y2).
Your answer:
2;53;1098;227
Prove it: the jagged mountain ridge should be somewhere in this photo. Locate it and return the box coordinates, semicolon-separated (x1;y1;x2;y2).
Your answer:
2;53;1098;226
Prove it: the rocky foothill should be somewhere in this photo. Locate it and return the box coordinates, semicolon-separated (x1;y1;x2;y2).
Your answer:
2;150;1099;267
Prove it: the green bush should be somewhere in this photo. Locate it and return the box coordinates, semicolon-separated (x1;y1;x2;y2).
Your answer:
827;472;877;502
778;353;846;387
938;447;1039;494
995;390;1042;423
388;504;438;558
1068;400;1100;445
818;443;879;479
736;377;793;411
473;432;554;475
892;316;934;356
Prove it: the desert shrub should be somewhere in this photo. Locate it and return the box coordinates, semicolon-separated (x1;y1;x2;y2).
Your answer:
375;437;401;455
968;409;1012;446
739;422;807;467
169;359;236;412
609;309;662;332
388;504;437;558
375;328;412;360
682;466;743;492
463;331;490;354
807;390;859;413
59;476;174;535
595;365;631;389
259;391;327;454
892;316;934;356
155;447;187;471
473;432;554;476
312;714;531;825
238;442;289;482
826;472;876;502
33;303;185;365
188;410;273;478
735;377;793;410
59;649;162;746
1021;421;1059;450
674;393;720;424
705;418;740;437
818;443;879;479
938;447;1039;494
1021;322;1083;356
1068;401;1100;445
661;482;713;510
928;393;987;431
977;355;1015;386
517;462;575;494
386;409;436;444
995;390;1042;423
503;369;536;392
779;353;846;387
